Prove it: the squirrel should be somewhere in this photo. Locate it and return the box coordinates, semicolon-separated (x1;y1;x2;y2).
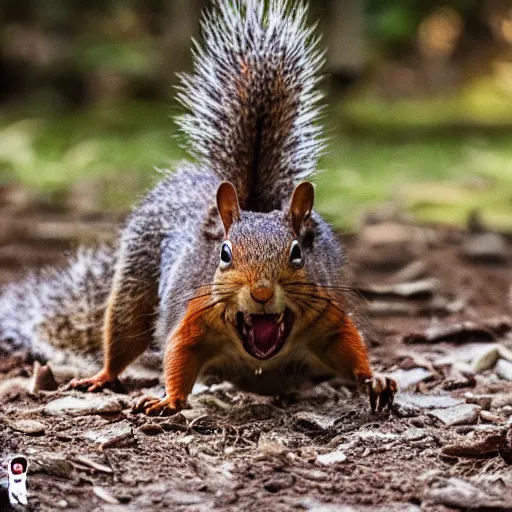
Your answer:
0;0;397;415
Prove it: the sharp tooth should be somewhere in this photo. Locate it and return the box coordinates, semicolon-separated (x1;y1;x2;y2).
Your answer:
277;312;284;324
244;312;252;326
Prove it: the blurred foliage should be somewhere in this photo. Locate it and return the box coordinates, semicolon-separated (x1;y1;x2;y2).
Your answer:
0;102;511;230
367;0;481;46
0;0;511;230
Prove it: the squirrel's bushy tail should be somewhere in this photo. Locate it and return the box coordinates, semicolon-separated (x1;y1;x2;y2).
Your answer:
177;0;325;211
0;246;116;361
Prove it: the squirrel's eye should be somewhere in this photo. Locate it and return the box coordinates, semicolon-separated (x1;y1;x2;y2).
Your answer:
219;240;233;269
289;240;303;268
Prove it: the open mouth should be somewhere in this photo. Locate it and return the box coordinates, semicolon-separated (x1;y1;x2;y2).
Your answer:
235;309;294;360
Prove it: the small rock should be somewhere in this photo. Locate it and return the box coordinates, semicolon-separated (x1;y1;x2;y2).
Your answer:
472;345;501;373
498;345;512;362
263;474;294;492
31;361;58;392
402;428;428;441
393;393;463;417
387;368;433;389
83;422;133;447
43;395;124;416
7;419;46;435
491;394;512;409
428;404;481;426
425;477;509;509
293;411;337;431
356;430;398;442
317;449;347;465
465;392;492;410
496;359;512;381
177;434;195;445
461;232;509;263
138;423;164;436
480;410;503;424
357;222;422;269
30;454;74;478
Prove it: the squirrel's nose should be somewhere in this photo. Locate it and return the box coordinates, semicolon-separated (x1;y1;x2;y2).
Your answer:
251;285;274;304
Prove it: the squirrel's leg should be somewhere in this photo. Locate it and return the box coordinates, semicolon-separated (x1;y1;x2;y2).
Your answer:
314;313;397;412
134;297;208;416
69;256;158;392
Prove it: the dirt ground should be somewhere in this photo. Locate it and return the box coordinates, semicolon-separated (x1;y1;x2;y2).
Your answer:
1;188;512;512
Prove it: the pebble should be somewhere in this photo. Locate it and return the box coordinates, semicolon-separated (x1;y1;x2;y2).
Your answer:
491;394;512;409
425;477;509;509
31;362;58;392
472;345;502;373
386;368;433;389
401;428;428;441
83;421;133;447
357;222;423;268
137;423;165;436
43;395;125;416
7;419;46;435
317;449;347;465
464;392;492;410
356;430;398;442
393;393;463;417
428;404;481;426
293;411;337;431
480;410;503;424
30;454;74;478
461;232;509;263
496;359;512;381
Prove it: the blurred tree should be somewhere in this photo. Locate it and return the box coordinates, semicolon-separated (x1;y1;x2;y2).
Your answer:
327;0;366;92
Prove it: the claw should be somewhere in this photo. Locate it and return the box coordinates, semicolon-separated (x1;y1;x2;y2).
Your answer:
364;374;397;413
66;370;119;393
132;395;184;416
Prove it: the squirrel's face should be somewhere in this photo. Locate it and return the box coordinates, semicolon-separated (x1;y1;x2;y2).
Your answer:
213;181;314;361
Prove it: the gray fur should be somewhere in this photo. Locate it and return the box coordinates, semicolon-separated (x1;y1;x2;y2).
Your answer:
0;245;116;360
177;0;325;211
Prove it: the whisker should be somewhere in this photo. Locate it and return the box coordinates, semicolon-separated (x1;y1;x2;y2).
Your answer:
283;281;356;292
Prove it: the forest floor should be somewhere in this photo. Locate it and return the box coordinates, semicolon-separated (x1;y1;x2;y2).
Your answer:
0;186;512;512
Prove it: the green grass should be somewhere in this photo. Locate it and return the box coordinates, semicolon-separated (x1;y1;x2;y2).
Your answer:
317;132;512;230
0;101;511;230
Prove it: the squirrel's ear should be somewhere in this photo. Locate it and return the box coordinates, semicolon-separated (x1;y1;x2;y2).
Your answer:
289;181;314;235
217;181;241;235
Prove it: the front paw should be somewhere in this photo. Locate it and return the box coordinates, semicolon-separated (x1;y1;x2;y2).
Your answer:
132;395;185;416
66;370;119;393
363;374;397;412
